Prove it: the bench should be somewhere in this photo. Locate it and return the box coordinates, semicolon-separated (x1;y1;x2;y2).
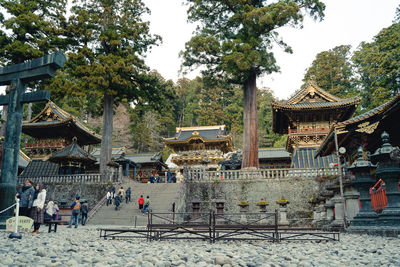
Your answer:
47;220;69;233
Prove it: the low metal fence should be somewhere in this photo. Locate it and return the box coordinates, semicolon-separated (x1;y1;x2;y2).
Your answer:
99;210;340;243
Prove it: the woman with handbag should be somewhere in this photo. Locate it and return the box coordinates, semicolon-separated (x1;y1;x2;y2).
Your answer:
31;184;46;234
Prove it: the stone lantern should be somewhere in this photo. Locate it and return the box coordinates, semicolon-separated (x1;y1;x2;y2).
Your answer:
348;147;377;228
276;197;289;226
321;190;334;223
256;199;269;225
238;201;249;224
370;132;400;227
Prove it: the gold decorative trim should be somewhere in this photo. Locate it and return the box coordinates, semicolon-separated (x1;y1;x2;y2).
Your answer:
355;121;380;134
192;131;199;135
176;125;226;132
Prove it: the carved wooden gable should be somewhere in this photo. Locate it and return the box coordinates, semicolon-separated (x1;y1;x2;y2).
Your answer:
287;82;341;105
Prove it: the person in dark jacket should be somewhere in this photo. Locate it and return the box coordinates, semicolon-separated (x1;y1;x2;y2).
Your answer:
125;187;131;203
16;179;35;217
80;201;89;226
114;193;122;210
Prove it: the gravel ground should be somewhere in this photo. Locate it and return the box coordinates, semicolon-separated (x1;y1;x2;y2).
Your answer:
0;225;400;267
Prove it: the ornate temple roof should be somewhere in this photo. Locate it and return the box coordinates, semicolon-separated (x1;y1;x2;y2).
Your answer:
49;138;96;165
317;93;400;157
22;101;101;145
162;125;234;153
272;82;361;134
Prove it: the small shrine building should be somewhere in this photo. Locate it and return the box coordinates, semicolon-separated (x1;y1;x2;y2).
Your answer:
162;125;234;169
272;82;361;168
20;101;101;177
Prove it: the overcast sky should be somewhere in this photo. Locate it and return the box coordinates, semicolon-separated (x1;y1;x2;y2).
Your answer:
143;0;399;100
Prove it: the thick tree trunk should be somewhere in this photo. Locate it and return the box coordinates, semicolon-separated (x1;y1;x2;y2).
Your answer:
100;94;114;174
241;71;259;169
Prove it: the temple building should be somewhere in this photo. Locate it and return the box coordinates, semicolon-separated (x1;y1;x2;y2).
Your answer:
20;101;101;177
258;148;291;169
272;82;361;168
317;93;400;161
162;125;234;169
92;148;167;182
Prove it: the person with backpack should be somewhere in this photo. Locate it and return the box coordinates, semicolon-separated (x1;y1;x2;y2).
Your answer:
138;195;144;211
81;201;89;225
142;196;150;215
68;196;81;228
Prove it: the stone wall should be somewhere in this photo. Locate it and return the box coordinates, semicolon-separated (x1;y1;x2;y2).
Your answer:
17;182;108;209
182;177;329;225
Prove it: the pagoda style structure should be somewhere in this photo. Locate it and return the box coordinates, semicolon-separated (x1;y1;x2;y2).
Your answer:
272;82;361;168
48;137;97;174
20;101;101;177
162;125;234;169
23;101;101;160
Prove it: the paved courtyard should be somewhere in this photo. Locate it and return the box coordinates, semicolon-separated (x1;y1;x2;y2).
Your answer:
0;225;399;267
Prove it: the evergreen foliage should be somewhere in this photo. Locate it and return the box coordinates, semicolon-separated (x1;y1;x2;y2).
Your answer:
181;0;325;168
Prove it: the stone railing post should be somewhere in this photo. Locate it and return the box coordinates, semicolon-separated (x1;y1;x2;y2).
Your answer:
343;183;360;221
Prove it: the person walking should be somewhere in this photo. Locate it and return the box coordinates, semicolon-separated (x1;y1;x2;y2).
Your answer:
106;191;112;206
114;193;122;210
138;195;144;211
16;179;35;217
109;185;116;199
125;187;131;203
142;196;150;215
81;200;88;226
31;184;46;234
167;170;172;183
118;187;126;199
68;196;81;228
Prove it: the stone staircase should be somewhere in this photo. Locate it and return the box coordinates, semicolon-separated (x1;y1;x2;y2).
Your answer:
88;180;181;227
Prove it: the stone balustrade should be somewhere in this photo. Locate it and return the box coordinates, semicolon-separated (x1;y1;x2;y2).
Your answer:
17;173;119;185
185;167;340;181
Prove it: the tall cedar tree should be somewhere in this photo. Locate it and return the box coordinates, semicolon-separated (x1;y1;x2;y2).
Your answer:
67;0;160;173
181;0;325;168
0;0;67;65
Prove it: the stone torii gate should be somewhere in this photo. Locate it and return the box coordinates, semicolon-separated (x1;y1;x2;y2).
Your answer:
0;52;66;227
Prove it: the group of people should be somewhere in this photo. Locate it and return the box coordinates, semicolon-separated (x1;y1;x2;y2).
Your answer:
16;179;47;234
16;178;89;232
106;185;150;215
138;195;150;215
107;186;132;210
16;179;56;233
68;195;88;228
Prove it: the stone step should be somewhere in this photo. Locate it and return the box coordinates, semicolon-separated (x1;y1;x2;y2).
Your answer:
88;181;180;226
